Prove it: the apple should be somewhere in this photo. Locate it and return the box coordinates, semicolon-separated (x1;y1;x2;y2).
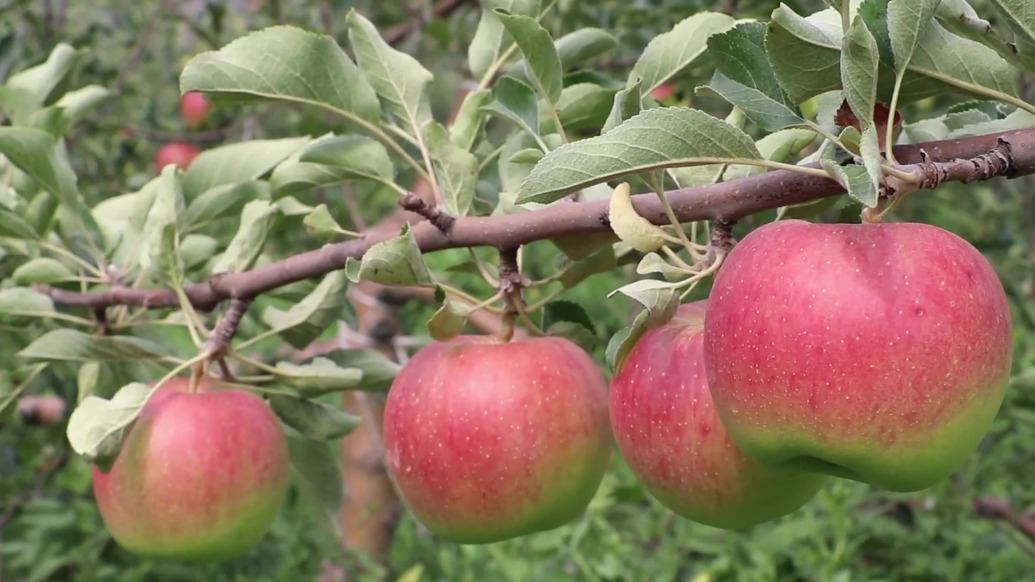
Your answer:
180;91;211;128
651;83;676;102
92;377;289;562
154;142;200;171
610;301;826;529
383;335;612;544
703;220;1012;492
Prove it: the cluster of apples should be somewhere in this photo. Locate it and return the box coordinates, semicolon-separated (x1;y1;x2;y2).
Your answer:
385;219;1012;542
153;92;209;171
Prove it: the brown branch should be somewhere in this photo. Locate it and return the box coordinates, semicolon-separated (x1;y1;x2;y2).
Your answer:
41;128;1035;313
383;0;473;46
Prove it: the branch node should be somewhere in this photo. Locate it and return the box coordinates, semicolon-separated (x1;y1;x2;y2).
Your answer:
400;192;456;234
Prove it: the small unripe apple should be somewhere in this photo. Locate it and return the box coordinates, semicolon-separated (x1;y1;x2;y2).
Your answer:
180;91;211;128
92;378;289;562
154;142;199;171
384;336;612;544
610;301;826;529
704;220;1012;492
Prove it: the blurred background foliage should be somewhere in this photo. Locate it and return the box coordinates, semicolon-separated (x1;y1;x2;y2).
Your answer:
0;0;1033;580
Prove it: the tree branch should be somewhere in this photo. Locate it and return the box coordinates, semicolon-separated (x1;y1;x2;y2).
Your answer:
40;128;1035;312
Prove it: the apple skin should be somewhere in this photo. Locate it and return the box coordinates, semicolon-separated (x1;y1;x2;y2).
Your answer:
154;142;199;171
383;336;612;544
703;220;1012;492
180;91;211;128
610;301;826;529
92;378;289;563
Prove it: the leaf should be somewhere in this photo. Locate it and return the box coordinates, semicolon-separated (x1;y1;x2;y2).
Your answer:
631;12;736;95
0;287;56;321
351;225;435;286
556;246;617;289
889;0;942;76
139;166;185;286
905;18;1019;101
285;430;344;537
989;0;1035;52
262;270;350;350
53;85;114;127
608;182;667;253
424;122;478;216
608;279;681;329
180;26;380;123
0;206;40;239
303;204;343;242
346;10;433;131
636;253;688;282
468;0;541;82
294;136;395;186
765;6;845;104
270;395;360;441
181;137;310;198
841;14;880;130
180;234;219;271
822;160;878;209
210;200;278;273
427;296;470;341
724;128;818;181
12;258;76;284
449;89;492;151
517;107;761;204
700;23;803;132
6;44;85;104
273;358;365;397
18;330;166;362
555;28;618;70
0;128;80;208
482;76;541;137
66;382;152;466
557;83;616;132
495;10;563;104
605;310;649;374
185;180;271;230
322;349;401;392
601;80;642;134
540;300;594;334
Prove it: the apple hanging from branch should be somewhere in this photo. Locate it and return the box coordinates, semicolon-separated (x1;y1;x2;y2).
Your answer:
92;377;289;562
703;220;1013;492
610;301;827;529
383;336;612;544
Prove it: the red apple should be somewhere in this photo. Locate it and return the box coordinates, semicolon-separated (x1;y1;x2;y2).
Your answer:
383;336;612;544
610;301;826;529
180;91;211;128
92;378;289;562
651;83;676;102
154;142;200;171
703;220;1012;492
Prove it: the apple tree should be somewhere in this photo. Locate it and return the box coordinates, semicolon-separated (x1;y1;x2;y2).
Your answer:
3;0;1035;579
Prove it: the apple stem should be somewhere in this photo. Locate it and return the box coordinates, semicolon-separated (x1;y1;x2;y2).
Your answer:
497;247;536;342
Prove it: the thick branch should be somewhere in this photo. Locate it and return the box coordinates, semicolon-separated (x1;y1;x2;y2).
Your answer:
43;128;1035;312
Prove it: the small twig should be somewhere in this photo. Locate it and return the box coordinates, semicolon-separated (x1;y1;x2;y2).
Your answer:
204;297;253;360
399;192;456;234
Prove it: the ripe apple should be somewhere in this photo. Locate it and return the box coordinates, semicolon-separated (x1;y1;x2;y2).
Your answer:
383;335;612;544
610;301;827;529
154;142;200;171
180;91;211;128
92;377;289;562
703;220;1012;492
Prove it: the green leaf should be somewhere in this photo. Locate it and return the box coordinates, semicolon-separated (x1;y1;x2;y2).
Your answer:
261;270;349;350
270;394;360;441
322;349;401;392
303;204;343;242
765;6;845;104
6;44;86;104
181;137;310;198
889;0;942;76
0;206;41;239
346;10;433;132
12;258;76;284
185;180;271;230
608;279;681;328
482;76;541;137
605;310;649;374
181;234;219;271
841;14;880;129
517;107;761;204
630;12;735;95
0;128;80;208
424;122;478;217
0;287;56;321
905;18;1019;102
269;135;393;197
350;225;435;286
66;382;153;466
427;295;470;341
554;28;618;70
19;329;165;362
989;0;1035;52
468;0;541;82
540;299;594;333
210;200;278;273
180;25;380;123
601;80;642;134
636;253;688;282
273;358;365;397
701;23;803;131
724;128;818;181
495;10;563;104
139;166;185;286
556;246;617;289
285;430;344;538
822;148;880;209
449;89;492;151
557;83;616;132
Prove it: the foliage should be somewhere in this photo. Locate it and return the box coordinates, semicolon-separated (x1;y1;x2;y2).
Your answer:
0;0;1034;580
